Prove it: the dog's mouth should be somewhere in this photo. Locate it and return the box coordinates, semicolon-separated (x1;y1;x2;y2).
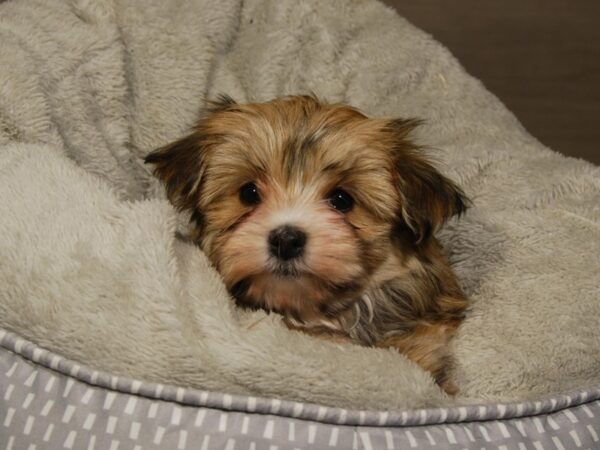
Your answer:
272;264;302;278
267;258;305;279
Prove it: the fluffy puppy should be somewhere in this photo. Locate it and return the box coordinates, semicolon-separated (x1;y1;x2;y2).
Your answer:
145;95;469;393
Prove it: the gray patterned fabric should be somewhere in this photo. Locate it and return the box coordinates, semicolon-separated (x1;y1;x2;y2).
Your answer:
2;329;600;449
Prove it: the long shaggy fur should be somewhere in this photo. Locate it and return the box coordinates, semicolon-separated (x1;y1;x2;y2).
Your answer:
145;95;469;392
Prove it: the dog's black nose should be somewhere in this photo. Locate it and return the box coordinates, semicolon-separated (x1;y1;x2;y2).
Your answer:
268;225;307;261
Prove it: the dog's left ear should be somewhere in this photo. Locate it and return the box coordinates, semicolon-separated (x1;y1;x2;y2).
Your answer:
387;119;469;243
144;131;207;212
145;94;238;211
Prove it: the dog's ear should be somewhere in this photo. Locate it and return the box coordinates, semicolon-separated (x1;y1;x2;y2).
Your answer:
388;119;469;243
145;95;238;211
144;132;207;212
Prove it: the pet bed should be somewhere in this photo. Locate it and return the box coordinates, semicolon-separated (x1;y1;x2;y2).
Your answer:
0;0;599;448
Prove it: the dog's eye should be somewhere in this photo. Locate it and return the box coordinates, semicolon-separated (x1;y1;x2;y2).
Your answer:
328;189;354;213
239;182;261;205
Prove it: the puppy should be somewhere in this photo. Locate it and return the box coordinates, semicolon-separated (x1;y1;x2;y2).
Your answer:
145;95;469;393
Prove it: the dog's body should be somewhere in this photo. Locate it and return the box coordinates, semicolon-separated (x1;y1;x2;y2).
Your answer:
146;95;468;393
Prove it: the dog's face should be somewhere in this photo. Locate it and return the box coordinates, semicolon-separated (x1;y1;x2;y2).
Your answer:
146;96;467;322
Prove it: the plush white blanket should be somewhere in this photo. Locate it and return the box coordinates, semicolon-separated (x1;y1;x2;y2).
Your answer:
0;0;598;410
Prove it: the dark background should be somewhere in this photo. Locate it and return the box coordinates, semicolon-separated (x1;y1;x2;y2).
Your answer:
382;0;600;164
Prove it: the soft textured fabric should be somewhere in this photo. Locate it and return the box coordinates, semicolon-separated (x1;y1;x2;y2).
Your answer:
0;0;598;410
3;329;600;450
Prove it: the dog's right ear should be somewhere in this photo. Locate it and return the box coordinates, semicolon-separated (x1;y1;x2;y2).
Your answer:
144;132;207;212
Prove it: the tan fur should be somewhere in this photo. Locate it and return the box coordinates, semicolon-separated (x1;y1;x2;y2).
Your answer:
145;95;469;393
375;319;462;395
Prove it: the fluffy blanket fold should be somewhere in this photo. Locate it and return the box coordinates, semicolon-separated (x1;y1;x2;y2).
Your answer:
0;0;599;410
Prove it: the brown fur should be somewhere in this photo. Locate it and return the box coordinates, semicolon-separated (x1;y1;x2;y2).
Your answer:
145;95;469;394
375;319;462;394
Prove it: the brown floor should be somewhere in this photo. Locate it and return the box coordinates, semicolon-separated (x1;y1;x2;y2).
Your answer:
381;0;600;165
